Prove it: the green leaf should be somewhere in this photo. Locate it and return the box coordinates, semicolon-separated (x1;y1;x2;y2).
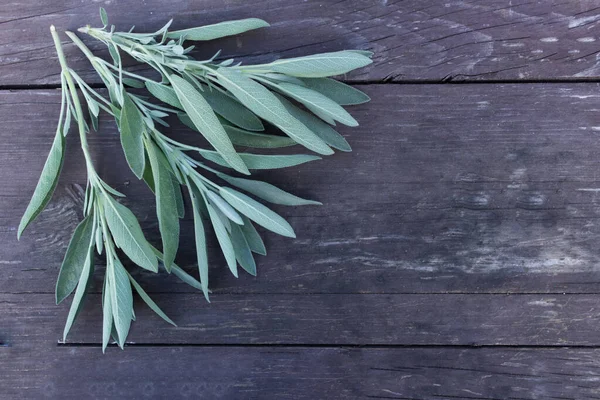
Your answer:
169;74;249;174
274;93;351;152
199;150;320;170
172;175;185;219
230;223;256;276
62;248;93;341
218;174;321;206
127;272;176;326
263;73;306;86
219;187;295;238
180;113;293;148
95;222;104;255
102;196;158;272
207;203;238;277
18;131;65;238
102;277;113;352
240;216;266;255
347;49;374;58
242;51;372;77
100;181;126;198
305;106;336;125
142;155;155;192
222;124;296;148
206;191;243;225
215;68;333;155
190;191;210;301
108;256;133;348
145;81;183;109
200;85;264;131
56;215;96;304
300;78;370;105
119;94;146;178
89;110;99;131
122;77;145;88
86;96;100;117
167;18;269;41
274;82;358;127
146;141;180;270
100;7;108;26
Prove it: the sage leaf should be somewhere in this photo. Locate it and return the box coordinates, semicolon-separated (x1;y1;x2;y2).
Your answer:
206;191;243;225
169;74;249;174
199;150;320;170
142;156;155;192
306;106;337;125
181;114;293;148
102;278;113;352
275;93;351;152
240;216;266;255
146;141;180;270
223;125;296;148
214;204;232;232
191;192;210;301
56;214;96;304
219;187;296;238
200;85;264;131
215;68;333;155
122;77;145;88
100;7;108;26
128;272;176;326
108;256;133;348
275;82;358;126
264;73;305;86
230;223;256;276
167;18;269;41
18;131;65;238
347;49;374;57
145;81;183;109
207;202;238;277
119;94;146;178
300;78;370;105
100;180;126;198
172;175;185;219
244;50;372;77
62;248;93;341
218;174;321;206
102;196;158;272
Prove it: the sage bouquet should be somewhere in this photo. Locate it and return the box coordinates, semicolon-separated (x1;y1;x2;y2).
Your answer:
18;9;371;351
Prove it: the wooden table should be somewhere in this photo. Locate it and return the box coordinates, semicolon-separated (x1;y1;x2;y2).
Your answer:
3;1;600;398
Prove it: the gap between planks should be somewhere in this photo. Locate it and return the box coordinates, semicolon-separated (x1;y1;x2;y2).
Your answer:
4;77;600;91
53;343;600;349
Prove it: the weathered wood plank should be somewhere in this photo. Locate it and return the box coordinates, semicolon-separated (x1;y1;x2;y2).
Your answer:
1;293;599;346
3;0;600;84
2;345;600;399
5;84;600;295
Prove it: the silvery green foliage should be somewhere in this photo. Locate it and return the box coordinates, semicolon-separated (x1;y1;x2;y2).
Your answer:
20;10;372;350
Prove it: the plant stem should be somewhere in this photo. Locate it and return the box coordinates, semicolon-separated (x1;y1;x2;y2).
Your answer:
50;26;98;183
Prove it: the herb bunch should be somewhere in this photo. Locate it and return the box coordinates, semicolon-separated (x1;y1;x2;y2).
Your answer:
19;10;371;350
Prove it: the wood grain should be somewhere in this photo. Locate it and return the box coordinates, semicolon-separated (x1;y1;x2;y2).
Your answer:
4;2;600;398
4;84;600;295
3;0;600;85
2;345;600;399
2;292;599;346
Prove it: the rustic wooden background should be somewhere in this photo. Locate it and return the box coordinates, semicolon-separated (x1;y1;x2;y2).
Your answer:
3;0;600;398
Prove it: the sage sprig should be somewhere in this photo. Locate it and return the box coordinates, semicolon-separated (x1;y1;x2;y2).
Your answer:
19;10;371;350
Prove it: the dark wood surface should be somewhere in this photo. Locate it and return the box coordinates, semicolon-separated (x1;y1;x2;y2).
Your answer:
3;1;600;399
5;0;600;84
